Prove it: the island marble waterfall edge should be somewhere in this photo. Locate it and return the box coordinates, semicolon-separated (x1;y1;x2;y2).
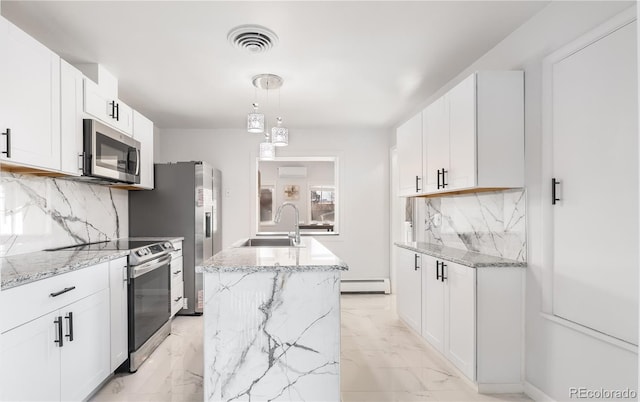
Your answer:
203;270;341;402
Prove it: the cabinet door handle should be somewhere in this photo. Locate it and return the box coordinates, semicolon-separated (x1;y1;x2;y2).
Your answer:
78;152;85;173
552;178;560;205
442;168;448;188
173;270;182;275
109;101;116;119
64;312;74;342
414;254;420;271
437;169;442;189
50;286;76;297
441;262;448;282
115;102;120;121
436;260;441;280
123;265;129;284
174;296;183;303
54;316;63;347
415;175;422;193
2;128;10;158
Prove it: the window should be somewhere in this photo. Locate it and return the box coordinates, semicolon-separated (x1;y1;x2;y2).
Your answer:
309;186;335;223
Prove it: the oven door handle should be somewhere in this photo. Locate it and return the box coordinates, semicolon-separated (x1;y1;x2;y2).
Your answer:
131;255;172;279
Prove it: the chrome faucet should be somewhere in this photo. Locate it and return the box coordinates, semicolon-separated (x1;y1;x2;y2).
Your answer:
274;202;301;245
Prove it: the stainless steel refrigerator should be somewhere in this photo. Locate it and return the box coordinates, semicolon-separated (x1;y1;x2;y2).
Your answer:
129;161;222;315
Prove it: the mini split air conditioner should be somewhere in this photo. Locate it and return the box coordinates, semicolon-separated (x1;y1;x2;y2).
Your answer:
278;167;307;178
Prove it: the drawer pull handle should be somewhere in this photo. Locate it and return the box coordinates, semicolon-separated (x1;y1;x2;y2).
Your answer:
174;296;183;303
65;312;74;342
50;286;76;297
54;316;63;347
173;270;182;275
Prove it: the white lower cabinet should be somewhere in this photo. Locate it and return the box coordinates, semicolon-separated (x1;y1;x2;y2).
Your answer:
170;240;184;317
109;256;129;371
396;247;422;334
60;288;111;401
0;261;118;401
422;255;476;380
396;246;523;391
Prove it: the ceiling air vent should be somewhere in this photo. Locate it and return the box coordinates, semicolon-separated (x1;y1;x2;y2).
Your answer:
227;25;279;54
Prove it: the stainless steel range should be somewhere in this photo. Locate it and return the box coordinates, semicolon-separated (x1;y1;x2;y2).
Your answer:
49;239;174;372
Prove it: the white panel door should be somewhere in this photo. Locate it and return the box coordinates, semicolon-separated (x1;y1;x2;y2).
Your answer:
397;113;423;195
0;310;61;401
551;21;638;344
448;74;477;190
424;96;450;193
60;59;84;176
0;17;60;170
60;289;111;401
109;257;129;371
133;110;155;189
422;255;445;352
445;261;476;380
396;247;422;333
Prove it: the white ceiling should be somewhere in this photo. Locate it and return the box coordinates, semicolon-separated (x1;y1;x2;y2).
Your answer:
1;1;549;130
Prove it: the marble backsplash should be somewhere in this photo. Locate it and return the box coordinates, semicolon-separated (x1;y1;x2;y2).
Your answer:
0;172;127;257
415;189;526;262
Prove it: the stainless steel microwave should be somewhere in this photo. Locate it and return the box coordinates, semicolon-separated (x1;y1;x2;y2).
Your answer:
83;119;140;184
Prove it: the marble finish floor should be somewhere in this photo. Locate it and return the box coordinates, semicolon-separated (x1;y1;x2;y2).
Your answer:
92;294;531;402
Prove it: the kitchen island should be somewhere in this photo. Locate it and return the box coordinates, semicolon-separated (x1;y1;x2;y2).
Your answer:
198;237;348;402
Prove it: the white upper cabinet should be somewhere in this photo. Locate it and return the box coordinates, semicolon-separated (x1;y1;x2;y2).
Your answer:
60;59;84;176
132;111;154;189
84;77;133;136
423;95;450;193
397;112;423;196
0;16;61;171
398;71;523;196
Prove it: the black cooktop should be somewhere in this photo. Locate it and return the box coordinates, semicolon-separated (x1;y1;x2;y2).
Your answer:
46;239;162;252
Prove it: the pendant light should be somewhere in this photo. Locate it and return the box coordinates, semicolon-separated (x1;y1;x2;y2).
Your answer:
271;88;289;146
271;117;288;146
247;89;264;134
259;133;275;160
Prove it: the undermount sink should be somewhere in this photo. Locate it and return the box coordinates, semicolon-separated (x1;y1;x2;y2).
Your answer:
237;238;303;247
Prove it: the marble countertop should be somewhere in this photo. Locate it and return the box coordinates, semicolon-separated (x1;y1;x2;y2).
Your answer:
1;249;130;290
198;237;348;273
394;242;526;268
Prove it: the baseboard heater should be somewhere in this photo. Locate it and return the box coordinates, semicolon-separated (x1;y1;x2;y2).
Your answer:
341;278;390;294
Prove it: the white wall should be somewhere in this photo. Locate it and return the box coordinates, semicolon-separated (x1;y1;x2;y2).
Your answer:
389;1;637;400
157;127;390;281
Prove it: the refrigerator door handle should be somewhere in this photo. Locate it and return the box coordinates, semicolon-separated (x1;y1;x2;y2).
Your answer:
205;212;212;238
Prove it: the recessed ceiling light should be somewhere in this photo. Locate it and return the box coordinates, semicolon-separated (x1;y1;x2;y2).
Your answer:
227;24;279;54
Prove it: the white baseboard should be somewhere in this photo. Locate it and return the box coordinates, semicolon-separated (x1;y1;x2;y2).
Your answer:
477;383;524;394
341;278;390;294
524;381;556;402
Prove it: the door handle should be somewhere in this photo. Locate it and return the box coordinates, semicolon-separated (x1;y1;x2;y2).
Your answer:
115;102;120;121
414;254;420;271
54;316;63;347
205;212;212;238
65;312;74;342
109;101;116;119
437;169;442;189
174;296;183;303
552;178;560;205
436;260;441;280
441;262;447;282
441;168;448;188
415;175;422;192
2;128;10;158
135;149;141;176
